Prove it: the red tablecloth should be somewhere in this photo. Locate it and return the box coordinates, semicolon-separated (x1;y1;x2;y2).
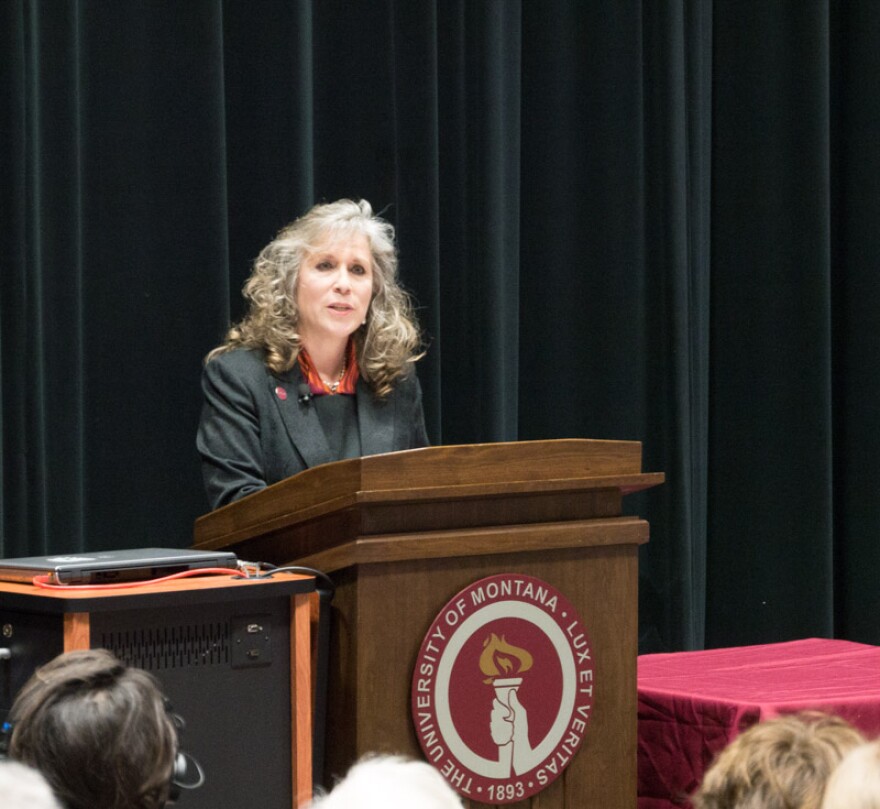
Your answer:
637;638;880;809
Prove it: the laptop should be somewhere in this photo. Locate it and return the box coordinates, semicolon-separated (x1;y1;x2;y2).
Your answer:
0;547;239;585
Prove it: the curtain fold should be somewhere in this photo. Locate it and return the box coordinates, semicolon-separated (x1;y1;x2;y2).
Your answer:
831;0;880;644
2;0;880;650
389;0;443;433
1;1;87;555
436;0;521;443
707;2;835;645
637;0;712;652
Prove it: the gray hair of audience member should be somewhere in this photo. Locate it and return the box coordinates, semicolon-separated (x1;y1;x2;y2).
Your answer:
691;711;866;809
7;648;178;809
0;761;63;809
820;739;880;809
309;755;463;809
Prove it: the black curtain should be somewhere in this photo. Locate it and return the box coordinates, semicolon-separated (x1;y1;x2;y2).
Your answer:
2;0;879;652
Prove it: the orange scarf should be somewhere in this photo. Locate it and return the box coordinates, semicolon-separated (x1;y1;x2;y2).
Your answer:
297;341;359;396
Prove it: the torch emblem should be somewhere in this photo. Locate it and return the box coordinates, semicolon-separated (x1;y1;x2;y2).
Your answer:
480;634;535;776
411;574;595;803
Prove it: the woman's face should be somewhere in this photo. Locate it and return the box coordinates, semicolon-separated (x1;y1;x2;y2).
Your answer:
296;230;374;349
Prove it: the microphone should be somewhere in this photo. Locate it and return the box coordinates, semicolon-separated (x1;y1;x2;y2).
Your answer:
297;383;312;404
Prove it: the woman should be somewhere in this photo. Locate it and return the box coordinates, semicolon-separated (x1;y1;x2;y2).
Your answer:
197;199;427;510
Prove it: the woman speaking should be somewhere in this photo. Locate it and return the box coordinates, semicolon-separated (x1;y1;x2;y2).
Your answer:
197;199;427;510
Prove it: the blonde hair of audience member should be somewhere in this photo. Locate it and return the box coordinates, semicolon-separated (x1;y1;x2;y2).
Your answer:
309;755;463;809
821;740;880;809
691;712;865;809
0;761;63;809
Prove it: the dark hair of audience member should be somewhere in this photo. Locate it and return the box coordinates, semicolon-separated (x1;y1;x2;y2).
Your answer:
6;648;178;809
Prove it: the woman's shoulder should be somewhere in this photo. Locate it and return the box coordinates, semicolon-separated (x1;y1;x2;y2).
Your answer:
387;366;424;402
202;347;275;387
206;346;266;371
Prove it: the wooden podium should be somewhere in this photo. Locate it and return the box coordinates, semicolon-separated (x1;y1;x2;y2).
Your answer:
193;439;663;809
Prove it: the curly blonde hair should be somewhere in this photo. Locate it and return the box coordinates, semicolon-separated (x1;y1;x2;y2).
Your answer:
692;712;865;809
207;199;422;397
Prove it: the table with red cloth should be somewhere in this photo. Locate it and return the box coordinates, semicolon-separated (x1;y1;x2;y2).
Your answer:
637;637;880;809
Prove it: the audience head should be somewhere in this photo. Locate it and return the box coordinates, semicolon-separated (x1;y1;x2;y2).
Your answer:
691;711;865;809
820;739;880;809
0;761;63;809
5;648;180;809
309;755;463;809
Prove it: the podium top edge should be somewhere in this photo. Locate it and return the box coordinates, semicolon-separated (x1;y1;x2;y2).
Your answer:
193;440;663;547
197;438;649;514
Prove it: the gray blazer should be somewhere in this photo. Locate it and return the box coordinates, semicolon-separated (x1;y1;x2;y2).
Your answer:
197;349;429;510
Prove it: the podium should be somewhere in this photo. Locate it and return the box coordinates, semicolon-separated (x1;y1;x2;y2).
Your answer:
0;573;315;809
194;439;663;809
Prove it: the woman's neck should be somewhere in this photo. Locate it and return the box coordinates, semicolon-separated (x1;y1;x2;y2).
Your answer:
302;338;348;382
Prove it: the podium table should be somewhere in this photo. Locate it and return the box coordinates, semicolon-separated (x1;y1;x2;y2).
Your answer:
195;439;664;809
0;572;315;809
637;638;880;809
